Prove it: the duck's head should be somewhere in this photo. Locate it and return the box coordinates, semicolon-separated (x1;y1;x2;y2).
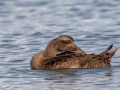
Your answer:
43;35;85;59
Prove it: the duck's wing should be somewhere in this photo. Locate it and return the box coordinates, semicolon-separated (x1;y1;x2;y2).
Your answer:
77;44;118;68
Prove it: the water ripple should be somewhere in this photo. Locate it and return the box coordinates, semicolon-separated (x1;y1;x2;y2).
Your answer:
0;0;120;90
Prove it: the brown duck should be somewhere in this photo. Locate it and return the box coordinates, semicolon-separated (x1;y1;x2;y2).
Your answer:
30;35;118;70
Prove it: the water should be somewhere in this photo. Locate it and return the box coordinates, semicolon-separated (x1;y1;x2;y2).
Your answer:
0;0;120;89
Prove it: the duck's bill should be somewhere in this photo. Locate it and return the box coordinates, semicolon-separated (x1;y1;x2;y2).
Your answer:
71;46;86;55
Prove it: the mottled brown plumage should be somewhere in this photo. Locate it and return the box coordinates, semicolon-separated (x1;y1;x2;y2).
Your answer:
30;35;118;70
31;44;117;70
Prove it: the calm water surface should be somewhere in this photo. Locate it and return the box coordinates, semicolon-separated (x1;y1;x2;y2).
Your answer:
0;0;120;90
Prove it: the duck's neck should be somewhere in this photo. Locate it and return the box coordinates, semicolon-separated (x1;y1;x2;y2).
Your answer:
43;39;58;59
43;49;58;59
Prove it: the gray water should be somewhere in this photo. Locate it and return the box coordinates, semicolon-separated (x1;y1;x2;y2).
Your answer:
0;0;120;90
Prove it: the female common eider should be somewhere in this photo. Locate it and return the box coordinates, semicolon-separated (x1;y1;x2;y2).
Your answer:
30;35;118;70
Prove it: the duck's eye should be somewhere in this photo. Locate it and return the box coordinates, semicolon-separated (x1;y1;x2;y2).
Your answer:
67;40;71;43
61;40;71;43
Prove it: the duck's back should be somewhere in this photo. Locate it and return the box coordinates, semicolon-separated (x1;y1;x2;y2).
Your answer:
41;53;111;70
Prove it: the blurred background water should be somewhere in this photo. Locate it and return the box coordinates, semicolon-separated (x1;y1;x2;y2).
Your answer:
0;0;120;90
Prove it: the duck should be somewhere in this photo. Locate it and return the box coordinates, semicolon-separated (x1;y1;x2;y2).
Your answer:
30;35;85;70
30;35;118;70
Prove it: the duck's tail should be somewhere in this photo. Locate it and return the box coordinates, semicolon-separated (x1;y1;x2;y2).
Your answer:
99;44;118;57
